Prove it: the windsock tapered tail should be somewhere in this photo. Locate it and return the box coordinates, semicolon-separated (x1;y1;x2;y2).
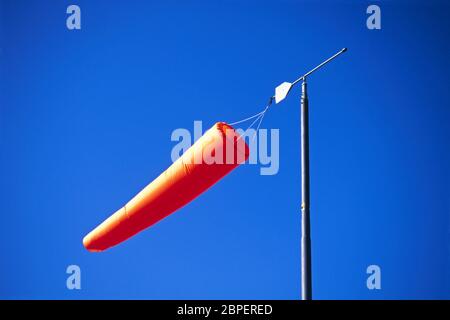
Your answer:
83;122;249;252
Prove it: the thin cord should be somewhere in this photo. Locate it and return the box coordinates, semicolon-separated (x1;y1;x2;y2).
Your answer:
243;112;265;134
235;112;264;143
228;96;273;126
252;105;268;141
228;110;266;126
236;103;272;142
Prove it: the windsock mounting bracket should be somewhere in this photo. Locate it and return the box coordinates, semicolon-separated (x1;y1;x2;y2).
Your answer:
273;47;347;105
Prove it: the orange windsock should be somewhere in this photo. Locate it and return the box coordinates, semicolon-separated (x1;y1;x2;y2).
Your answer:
83;122;249;252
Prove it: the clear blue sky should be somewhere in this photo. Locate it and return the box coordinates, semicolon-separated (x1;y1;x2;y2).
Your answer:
0;0;449;299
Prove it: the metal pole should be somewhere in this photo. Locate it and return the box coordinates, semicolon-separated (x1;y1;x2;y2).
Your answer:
292;48;347;87
301;78;312;300
272;48;347;300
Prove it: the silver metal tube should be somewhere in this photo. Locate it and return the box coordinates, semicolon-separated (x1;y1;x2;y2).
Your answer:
271;47;347;300
301;79;312;300
292;48;347;86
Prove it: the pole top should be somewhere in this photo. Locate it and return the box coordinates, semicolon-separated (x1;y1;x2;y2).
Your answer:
273;47;347;104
